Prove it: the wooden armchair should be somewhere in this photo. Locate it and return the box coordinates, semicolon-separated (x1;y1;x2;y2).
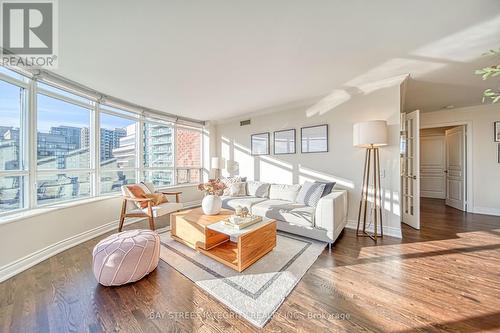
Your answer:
119;187;183;232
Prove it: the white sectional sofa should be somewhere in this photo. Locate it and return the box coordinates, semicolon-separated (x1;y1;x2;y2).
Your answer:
221;180;348;246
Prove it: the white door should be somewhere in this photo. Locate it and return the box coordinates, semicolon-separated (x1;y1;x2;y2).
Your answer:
401;110;420;229
420;135;446;199
445;126;466;211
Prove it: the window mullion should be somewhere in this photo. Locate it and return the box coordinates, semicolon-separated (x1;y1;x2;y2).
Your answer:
137;117;144;183
173;124;177;185
93;103;100;196
28;78;37;209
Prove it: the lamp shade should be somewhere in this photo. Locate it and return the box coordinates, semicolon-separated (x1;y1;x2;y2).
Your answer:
353;120;388;148
211;157;225;169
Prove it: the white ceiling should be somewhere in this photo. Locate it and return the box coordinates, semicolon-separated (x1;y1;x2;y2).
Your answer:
56;0;500;121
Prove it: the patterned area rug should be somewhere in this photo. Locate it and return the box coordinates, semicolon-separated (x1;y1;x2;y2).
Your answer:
159;230;326;328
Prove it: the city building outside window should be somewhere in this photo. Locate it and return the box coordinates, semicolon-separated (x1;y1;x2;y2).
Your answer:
36;85;93;205
99;109;138;194
143;121;174;186
175;126;202;184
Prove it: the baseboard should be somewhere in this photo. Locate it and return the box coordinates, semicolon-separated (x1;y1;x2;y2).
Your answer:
345;220;402;238
0;200;201;283
473;206;500;217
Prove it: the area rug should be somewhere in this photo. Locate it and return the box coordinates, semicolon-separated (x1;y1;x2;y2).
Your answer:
158;230;326;328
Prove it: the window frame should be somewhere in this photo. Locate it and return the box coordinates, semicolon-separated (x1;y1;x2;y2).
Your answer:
0;72;29;216
98;106;140;195
35;81;95;207
142;118;176;188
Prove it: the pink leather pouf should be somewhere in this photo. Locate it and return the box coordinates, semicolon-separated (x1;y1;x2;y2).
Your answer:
92;229;160;286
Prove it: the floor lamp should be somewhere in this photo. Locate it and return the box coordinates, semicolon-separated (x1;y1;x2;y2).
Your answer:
353;120;388;242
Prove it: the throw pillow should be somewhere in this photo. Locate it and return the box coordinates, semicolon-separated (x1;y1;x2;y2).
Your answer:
269;184;302;202
227;182;247;197
145;193;168;206
296;181;326;207
221;177;243;195
247;181;270;198
314;181;336;197
141;181;157;194
126;185;149;209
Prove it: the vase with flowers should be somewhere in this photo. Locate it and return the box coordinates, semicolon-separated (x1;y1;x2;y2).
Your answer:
197;179;226;215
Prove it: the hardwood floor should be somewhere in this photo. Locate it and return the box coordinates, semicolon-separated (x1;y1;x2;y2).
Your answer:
1;198;500;332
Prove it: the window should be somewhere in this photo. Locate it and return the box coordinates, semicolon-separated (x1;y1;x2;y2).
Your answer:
0;65;205;216
99;110;137;194
36;88;93;205
175;126;202;184
0;79;27;213
143;121;174;187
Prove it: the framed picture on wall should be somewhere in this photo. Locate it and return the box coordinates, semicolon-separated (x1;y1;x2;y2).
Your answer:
251;132;270;155
274;129;296;154
301;124;328;153
494;121;500;142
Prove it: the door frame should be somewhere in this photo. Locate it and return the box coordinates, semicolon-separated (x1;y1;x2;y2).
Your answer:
420;121;473;212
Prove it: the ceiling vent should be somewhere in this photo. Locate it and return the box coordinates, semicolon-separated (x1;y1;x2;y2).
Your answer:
240;119;251;126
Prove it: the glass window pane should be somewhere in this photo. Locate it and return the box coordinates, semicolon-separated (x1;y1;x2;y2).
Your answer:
143;122;174;168
100;113;136;169
176;169;188;184
0;67;25;81
175;169;200;185
0;175;24;212
100;170;136;194
37;94;91;170
144;170;173;187
176;127;201;168
37;172;91;205
189;169;200;183
0;80;24;171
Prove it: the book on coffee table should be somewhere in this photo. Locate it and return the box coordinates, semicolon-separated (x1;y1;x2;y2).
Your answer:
223;215;262;230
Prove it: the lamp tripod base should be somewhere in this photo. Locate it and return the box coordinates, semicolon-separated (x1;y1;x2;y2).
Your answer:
356;146;384;243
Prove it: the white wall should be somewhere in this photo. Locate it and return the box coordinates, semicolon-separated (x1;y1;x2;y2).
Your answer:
215;83;403;236
0;183;203;282
421;104;500;215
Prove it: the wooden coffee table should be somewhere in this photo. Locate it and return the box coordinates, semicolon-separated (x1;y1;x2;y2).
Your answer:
170;208;276;272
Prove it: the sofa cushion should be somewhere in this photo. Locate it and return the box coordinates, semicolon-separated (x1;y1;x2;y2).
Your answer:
221;196;268;211
141;181;157;194
296;181;326;207
269;184;301;202
251;199;315;227
221;177;244;195
314;181;336;197
226;182;247;196
246;181;270;198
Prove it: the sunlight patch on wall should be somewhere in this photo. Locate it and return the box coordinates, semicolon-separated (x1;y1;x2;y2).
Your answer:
234;142;254;180
298;165;355;189
221;136;231;178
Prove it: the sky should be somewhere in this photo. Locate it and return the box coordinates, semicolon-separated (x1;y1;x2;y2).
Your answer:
0;79;133;133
